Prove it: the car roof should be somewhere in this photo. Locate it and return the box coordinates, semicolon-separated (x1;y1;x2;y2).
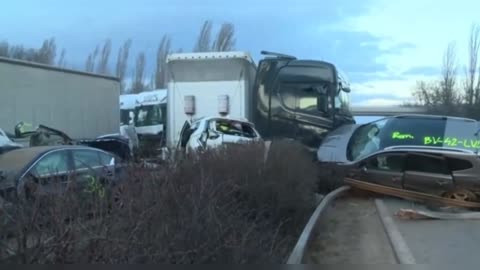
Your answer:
381;145;477;156
392;114;477;122
193;116;254;125
0;145;104;173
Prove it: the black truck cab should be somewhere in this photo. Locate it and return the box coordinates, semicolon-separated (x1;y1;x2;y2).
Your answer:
250;51;355;152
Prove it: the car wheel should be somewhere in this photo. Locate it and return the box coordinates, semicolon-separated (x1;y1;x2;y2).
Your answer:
443;189;478;202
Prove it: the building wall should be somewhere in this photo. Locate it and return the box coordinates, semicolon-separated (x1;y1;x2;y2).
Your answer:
0;58;120;138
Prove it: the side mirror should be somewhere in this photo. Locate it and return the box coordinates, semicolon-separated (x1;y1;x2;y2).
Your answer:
342;86;351;93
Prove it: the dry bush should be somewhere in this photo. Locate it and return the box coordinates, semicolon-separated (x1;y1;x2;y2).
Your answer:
316;162;346;193
0;141;317;263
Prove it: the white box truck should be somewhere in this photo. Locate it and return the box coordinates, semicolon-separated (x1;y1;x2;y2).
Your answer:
166;51;257;147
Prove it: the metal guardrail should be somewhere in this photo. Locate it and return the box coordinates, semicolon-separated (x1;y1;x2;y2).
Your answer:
286;186;351;264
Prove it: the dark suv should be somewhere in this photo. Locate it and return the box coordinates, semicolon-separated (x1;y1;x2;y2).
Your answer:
317;114;480;202
340;146;480;202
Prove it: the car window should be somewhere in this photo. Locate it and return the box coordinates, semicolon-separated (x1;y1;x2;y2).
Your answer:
214;119;257;138
447;157;473;171
406;154;450;174
366;153;405;172
240;123;257;138
73;149;102;170
99;151;115;166
33;150;69;176
347;117;480;162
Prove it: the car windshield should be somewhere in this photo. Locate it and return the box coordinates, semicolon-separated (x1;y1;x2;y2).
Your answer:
347;116;480;161
134;104;163;127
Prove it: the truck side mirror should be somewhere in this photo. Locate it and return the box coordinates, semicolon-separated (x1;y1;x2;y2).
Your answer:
342;86;351;93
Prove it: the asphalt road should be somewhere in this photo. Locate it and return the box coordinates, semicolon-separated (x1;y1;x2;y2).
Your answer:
305;192;397;264
381;196;480;264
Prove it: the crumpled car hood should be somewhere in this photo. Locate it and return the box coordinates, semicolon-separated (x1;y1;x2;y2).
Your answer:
317;123;360;163
0;129;23;154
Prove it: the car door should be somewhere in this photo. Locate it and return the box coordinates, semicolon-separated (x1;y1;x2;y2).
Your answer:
403;153;454;196
352;152;406;189
203;120;224;149
72;149;116;197
21;149;74;197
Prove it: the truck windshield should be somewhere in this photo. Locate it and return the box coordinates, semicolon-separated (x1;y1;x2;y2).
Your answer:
347;117;480;161
335;90;350;111
134;104;164;127
120;109;134;126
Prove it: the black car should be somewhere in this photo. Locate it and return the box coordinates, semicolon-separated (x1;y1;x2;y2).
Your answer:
0;145;125;202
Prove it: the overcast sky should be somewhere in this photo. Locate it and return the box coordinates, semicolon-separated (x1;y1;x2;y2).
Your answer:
2;0;479;107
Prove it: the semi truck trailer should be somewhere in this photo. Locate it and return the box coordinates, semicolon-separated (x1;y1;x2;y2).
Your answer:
0;57;121;139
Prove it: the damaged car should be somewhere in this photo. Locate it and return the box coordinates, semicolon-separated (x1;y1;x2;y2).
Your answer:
317;114;480;203
0;145;125;202
178;116;262;154
14;124;133;161
0;128;23;155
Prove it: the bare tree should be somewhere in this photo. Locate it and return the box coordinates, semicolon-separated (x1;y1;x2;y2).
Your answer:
131;52;146;93
116;39;132;92
440;42;459;107
97;39;112;74
147;73;156;90
0;39;59;65
36;38;57;65
0;41;9;57
57;49;66;67
413;42;461;115
211;23;236;51
464;23;480;105
155;35;171;89
85;45;99;72
194;20;213;52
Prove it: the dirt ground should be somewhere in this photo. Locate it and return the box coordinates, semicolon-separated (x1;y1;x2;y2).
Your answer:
305;191;397;264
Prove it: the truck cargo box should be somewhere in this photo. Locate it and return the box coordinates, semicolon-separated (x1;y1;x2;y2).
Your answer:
166;51;256;147
0;57;121;138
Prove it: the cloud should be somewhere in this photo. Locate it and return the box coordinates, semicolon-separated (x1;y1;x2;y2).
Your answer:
338;0;478;74
1;0;383;74
350;74;438;108
401;66;440;76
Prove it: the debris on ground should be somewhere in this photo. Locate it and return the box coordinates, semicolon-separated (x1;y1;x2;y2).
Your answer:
344;178;480;209
395;208;480;220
